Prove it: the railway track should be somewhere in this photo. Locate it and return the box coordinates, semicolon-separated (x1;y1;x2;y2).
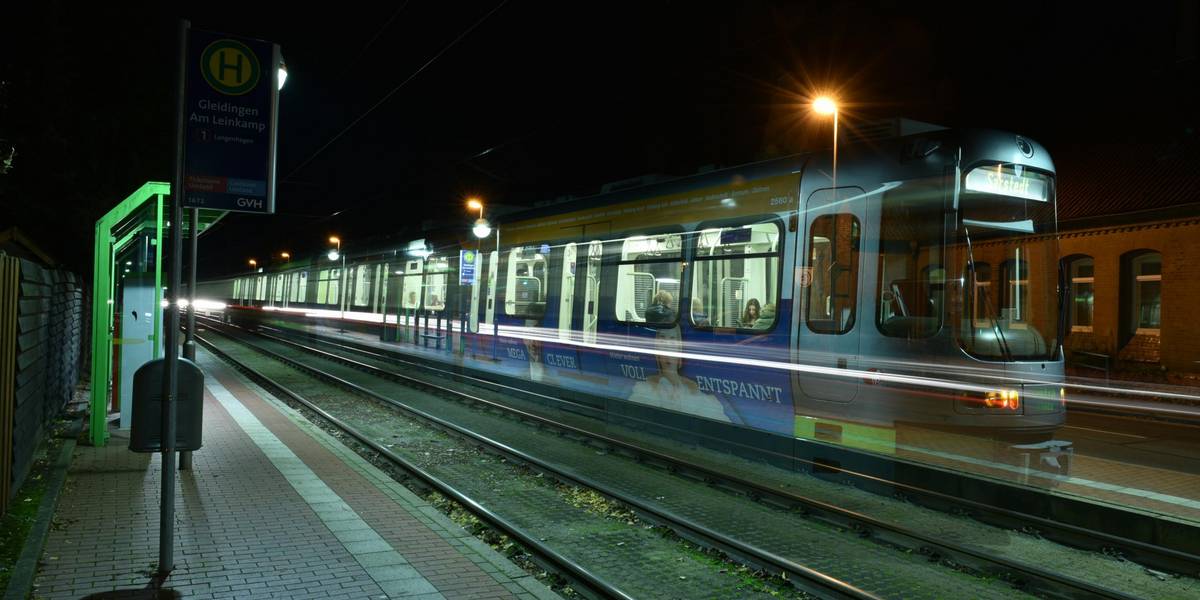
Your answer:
239;317;1200;572
196;316;1196;599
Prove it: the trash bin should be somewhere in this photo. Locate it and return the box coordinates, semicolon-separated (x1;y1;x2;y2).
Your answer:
129;358;204;452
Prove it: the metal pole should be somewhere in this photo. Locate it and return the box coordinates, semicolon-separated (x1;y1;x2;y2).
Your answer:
492;227;499;361
339;255;346;332
180;206;198;471
160;18;188;576
183;208;198;362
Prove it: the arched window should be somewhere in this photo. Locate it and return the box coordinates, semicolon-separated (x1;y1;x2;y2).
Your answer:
1066;256;1094;332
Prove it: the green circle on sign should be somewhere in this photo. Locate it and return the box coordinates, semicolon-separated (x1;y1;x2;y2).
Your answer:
464;251;475;261
200;40;261;96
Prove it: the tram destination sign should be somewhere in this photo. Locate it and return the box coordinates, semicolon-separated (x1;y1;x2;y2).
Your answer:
182;29;280;213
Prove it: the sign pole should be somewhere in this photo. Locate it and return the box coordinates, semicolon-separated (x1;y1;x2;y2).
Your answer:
180;205;198;471
183;207;198;363
160;18;189;576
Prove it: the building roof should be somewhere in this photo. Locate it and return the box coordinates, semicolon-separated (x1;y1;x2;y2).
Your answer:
1054;140;1200;228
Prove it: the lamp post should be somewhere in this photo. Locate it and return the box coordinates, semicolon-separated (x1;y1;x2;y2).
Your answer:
813;95;838;188
328;237;346;331
470;201;499;360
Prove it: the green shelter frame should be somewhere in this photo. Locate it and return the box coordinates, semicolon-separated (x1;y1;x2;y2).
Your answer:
89;182;224;446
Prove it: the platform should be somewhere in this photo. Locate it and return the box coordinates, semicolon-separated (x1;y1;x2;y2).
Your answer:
31;349;556;600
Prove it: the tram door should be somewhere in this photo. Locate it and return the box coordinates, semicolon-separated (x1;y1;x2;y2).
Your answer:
469;252;482;333
484;251;498;326
558;244;577;339
582;241;603;344
795;186;865;403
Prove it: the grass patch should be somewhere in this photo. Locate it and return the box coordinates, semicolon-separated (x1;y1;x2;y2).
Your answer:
0;434;63;592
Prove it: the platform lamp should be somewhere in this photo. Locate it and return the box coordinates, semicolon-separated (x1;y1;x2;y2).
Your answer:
470;199;499;360
812;95;838;188
328;236;347;331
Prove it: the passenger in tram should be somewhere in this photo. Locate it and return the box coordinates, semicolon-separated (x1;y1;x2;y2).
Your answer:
629;327;734;423
740;298;762;328
690;298;710;328
755;303;775;329
645;290;676;324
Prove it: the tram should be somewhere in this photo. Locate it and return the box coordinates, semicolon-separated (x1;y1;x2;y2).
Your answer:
199;128;1067;459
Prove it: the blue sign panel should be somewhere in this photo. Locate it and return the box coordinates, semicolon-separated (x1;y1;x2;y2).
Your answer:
459;250;478;285
183;29;280;213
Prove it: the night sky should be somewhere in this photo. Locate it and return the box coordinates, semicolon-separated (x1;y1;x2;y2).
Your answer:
1;1;1196;276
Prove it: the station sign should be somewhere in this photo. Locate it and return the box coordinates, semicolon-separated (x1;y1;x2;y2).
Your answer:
182;29;280;213
460;249;477;285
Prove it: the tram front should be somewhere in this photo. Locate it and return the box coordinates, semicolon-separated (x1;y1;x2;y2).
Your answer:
950;133;1067;442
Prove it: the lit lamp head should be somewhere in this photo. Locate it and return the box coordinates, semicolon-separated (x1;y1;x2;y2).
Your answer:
327;249;339;261
473;218;492;239
248;259;257;267
278;58;288;91
281;252;290;260
812;96;838;116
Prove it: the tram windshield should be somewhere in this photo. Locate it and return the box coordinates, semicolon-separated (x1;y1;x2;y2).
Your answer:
954;164;1061;361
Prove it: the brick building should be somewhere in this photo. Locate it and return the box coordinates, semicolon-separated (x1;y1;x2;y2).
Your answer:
1054;142;1200;379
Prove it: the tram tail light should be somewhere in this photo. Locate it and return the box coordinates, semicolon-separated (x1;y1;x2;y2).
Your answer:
957;388;1022;413
983;389;1021;411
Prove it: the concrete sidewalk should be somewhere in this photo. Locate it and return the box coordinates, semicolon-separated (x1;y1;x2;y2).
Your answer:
30;349;556;600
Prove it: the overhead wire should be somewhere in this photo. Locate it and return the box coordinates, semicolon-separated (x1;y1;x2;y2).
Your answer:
282;0;510;183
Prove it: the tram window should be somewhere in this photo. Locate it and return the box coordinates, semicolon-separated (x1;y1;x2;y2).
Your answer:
287;272;298;303
424;257;449;312
1068;257;1094;332
691;222;781;331
807;214;860;334
296;271;307;303
401;260;423;310
353;265;373;307
876;184;944;338
255;275;267;301
967;262;992;328
273;274;285;302
233;279;241;301
1002;259;1029;326
505;246;548;319
615;233;683;326
316;268;340;305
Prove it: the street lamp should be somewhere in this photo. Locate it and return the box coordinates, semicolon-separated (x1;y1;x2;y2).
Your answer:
248;258;257;270
812;95;838;188
469;199;500;359
280;252;290;260
327;237;346;330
